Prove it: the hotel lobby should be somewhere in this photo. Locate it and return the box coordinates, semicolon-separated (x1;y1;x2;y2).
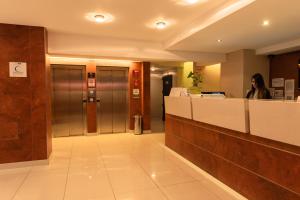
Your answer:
0;0;300;200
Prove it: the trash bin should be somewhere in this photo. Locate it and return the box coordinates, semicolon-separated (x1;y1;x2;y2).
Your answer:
134;115;142;135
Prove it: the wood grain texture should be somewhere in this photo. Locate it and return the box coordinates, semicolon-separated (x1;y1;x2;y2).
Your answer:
270;51;300;97
128;62;151;131
0;24;51;164
86;63;97;133
141;62;151;130
165;114;300;200
129;62;142;130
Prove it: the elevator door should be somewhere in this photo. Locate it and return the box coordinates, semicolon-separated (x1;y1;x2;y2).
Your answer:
97;67;127;134
52;65;86;137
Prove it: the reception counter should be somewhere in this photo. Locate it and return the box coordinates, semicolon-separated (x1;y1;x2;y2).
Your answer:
165;96;192;119
249;100;300;147
165;96;300;200
192;97;249;133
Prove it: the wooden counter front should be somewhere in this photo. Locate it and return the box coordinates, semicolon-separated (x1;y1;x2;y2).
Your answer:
165;114;300;200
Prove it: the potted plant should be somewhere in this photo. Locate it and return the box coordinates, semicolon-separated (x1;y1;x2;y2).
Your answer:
187;71;202;94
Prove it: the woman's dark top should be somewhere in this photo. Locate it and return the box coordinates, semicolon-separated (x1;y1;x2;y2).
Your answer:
246;88;272;99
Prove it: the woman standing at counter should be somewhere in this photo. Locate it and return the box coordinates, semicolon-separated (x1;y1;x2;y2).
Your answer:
246;73;271;99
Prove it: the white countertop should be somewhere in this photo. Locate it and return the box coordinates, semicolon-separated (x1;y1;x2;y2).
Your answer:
249;100;300;146
191;97;249;133
165;96;192;119
164;96;300;146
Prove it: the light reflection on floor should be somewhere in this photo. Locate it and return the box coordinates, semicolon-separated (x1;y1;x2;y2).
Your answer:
0;133;245;200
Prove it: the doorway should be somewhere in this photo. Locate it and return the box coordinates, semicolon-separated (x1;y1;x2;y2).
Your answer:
96;67;128;134
162;75;173;121
51;65;86;137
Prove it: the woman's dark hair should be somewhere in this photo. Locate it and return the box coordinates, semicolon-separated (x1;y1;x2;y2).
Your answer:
251;73;266;90
246;73;271;99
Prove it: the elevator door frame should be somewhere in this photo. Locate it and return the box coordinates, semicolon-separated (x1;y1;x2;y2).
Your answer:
96;67;129;134
51;64;87;137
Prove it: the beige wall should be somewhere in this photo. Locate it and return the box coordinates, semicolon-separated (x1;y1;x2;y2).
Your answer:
221;49;269;98
221;50;244;98
196;64;221;92
243;50;269;96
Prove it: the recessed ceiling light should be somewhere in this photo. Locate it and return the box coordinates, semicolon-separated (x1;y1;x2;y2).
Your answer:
94;15;105;23
185;0;198;4
262;20;270;26
86;12;114;24
174;0;207;6
156;21;167;29
217;39;222;43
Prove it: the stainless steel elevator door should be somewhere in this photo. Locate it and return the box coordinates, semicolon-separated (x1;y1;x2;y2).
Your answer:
97;68;127;134
97;70;113;133
112;70;127;132
52;65;86;137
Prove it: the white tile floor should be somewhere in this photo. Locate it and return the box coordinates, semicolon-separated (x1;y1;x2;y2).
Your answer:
0;133;245;200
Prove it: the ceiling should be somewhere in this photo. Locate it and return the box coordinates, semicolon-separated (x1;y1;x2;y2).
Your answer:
1;0;300;61
168;0;300;53
0;0;238;42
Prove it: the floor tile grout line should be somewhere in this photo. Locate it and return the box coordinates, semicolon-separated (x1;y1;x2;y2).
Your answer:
131;143;171;200
61;137;74;200
132;134;216;199
10;166;33;200
96;137;117;200
161;143;247;200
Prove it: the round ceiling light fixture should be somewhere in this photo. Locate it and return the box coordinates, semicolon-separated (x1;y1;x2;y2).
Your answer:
262;20;270;26
217;39;222;43
94;14;105;23
185;0;199;4
156;21;167;29
174;0;206;6
86;12;114;24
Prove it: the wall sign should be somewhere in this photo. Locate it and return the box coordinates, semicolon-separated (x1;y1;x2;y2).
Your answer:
274;89;284;100
133;89;140;98
285;79;295;100
132;70;140;99
87;72;96;88
9;62;27;77
88;78;96;88
272;78;284;87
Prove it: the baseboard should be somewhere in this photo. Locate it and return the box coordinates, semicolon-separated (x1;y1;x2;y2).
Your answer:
128;129;134;133
85;132;98;136
161;144;248;200
128;129;152;134
0;157;50;170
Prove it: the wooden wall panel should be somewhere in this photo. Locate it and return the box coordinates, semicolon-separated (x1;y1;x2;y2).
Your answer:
165;114;300;200
129;62;142;130
270;51;300;97
86;63;97;133
0;24;51;164
128;62;151;131
141;62;151;131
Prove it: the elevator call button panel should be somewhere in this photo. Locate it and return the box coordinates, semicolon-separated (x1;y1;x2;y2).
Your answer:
87;72;96;102
88;72;96;88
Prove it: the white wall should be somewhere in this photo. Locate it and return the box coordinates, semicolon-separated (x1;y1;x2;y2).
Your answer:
48;32;226;63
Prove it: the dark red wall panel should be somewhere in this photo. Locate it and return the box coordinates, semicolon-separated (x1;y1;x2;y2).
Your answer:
0;24;51;164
